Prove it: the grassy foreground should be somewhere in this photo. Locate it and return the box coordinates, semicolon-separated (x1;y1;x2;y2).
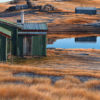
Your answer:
0;59;100;100
0;49;100;100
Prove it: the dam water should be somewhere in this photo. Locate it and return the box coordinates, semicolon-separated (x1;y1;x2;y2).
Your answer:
47;36;100;49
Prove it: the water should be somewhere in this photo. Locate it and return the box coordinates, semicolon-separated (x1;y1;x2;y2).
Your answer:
0;0;12;3
14;72;63;84
47;36;100;49
76;76;100;82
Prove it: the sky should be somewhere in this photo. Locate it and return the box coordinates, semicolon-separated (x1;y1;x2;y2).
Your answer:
0;0;12;3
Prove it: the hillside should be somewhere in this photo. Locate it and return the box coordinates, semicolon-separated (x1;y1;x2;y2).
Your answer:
0;3;12;12
0;0;100;32
1;0;100;12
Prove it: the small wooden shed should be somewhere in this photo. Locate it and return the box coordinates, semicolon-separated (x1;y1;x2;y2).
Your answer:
75;36;97;43
0;19;48;62
18;23;47;57
0;27;11;61
75;7;97;15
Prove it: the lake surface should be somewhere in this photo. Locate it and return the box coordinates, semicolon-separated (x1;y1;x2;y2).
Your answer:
47;36;100;49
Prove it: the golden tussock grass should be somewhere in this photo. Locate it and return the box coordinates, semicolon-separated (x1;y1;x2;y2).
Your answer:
0;62;100;78
65;18;92;24
0;84;52;100
47;33;100;41
0;83;100;100
68;0;100;7
32;77;52;84
0;76;51;85
0;74;100;100
0;49;100;99
0;71;12;77
0;3;12;12
54;17;92;24
64;88;100;100
0;76;33;84
85;80;100;88
54;76;84;89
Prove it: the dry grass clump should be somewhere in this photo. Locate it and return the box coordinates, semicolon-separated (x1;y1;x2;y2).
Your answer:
0;83;100;100
0;3;12;12
66;18;92;24
0;76;33;84
32;77;51;84
31;83;56;93
0;63;100;78
70;0;100;6
52;83;100;100
85;80;100;88
0;84;52;100
59;97;87;100
54;87;98;100
54;79;80;89
71;0;90;3
64;75;81;84
54;76;83;90
0;75;100;100
64;88;100;100
0;48;100;100
0;71;12;77
0;76;52;85
54;17;93;24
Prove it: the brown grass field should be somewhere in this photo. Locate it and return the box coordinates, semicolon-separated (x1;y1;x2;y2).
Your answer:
0;49;100;100
1;0;100;33
0;3;12;12
0;0;100;100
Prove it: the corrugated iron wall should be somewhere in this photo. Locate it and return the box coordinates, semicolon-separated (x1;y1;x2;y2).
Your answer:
32;35;46;56
18;35;46;57
0;21;47;60
75;7;97;15
0;35;7;62
11;28;18;56
41;35;46;56
0;22;18;56
18;36;23;57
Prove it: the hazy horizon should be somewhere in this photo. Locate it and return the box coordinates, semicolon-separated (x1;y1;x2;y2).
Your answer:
0;0;12;3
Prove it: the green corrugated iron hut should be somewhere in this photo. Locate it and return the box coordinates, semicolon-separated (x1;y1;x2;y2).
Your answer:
0;26;11;61
0;19;20;57
0;19;19;62
0;19;48;62
18;23;47;57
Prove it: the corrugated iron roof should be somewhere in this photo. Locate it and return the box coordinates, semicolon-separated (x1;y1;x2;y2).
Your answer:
20;23;48;30
76;7;97;10
0;19;21;28
0;19;48;30
18;32;47;35
0;26;12;37
0;19;15;25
